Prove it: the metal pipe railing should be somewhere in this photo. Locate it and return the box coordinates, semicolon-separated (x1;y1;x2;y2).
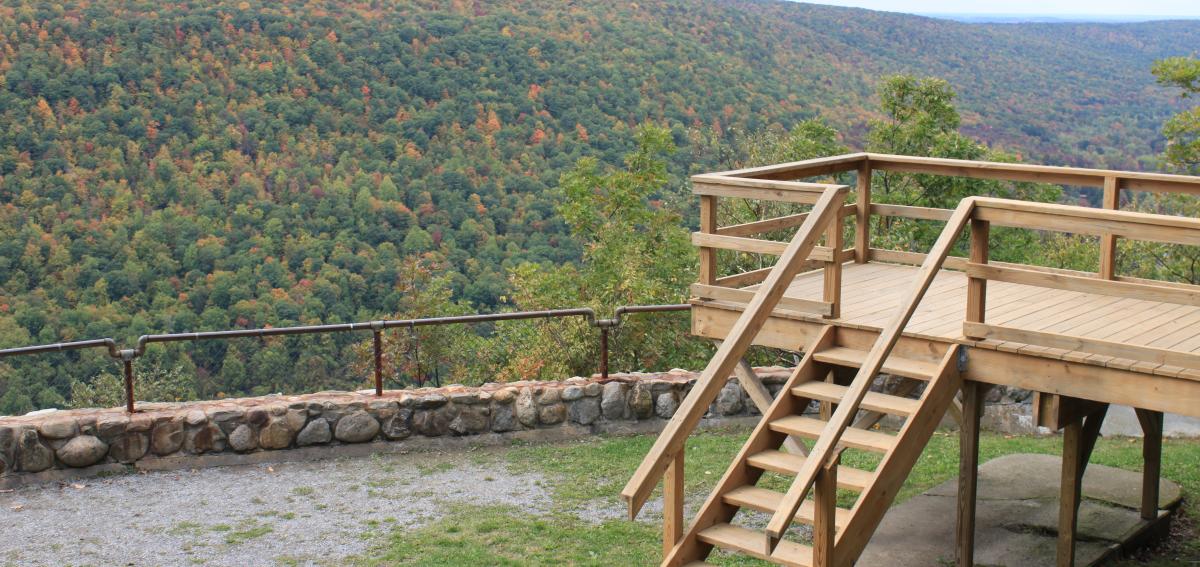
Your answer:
0;304;691;413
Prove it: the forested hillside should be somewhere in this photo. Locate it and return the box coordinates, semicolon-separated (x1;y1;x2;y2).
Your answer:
0;0;1196;412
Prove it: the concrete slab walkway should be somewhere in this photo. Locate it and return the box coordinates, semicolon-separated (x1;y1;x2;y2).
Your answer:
859;453;1181;566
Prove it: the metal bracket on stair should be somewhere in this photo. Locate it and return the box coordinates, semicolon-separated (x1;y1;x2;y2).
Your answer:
957;345;970;373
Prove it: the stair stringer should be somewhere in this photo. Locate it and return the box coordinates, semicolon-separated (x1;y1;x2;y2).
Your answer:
831;344;964;567
662;326;838;567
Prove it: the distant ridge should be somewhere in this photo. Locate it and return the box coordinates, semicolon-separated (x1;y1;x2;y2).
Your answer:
923;13;1200;24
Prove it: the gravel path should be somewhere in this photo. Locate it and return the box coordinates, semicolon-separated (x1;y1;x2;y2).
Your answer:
0;448;556;566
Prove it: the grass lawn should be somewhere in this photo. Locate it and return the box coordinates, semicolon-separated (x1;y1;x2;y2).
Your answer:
356;427;1199;566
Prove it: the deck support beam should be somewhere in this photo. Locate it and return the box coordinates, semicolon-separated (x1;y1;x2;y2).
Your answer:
956;380;989;567
1136;408;1164;521
1035;393;1109;431
1057;404;1109;567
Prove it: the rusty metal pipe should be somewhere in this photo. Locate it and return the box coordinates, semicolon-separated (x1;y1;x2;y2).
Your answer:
0;305;692;397
132;308;606;355
0;338;119;358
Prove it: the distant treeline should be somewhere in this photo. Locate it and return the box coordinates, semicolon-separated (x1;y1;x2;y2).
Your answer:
0;0;1195;413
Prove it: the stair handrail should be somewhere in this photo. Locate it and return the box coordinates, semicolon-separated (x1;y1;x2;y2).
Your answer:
765;196;979;542
621;183;851;518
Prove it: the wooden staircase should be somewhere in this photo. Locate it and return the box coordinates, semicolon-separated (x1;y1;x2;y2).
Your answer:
664;326;963;566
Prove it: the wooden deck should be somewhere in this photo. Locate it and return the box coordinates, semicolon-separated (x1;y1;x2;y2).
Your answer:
628;153;1200;567
744;261;1200;380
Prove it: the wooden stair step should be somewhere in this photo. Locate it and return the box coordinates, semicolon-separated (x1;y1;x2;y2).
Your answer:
769;415;896;453
722;486;851;529
746;449;873;491
813;347;940;380
791;381;921;417
696;523;813;566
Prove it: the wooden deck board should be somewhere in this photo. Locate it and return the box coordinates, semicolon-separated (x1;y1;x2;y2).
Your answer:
722;261;1200;371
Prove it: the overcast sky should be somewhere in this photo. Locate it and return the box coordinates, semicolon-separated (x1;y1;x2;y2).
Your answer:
798;0;1200;17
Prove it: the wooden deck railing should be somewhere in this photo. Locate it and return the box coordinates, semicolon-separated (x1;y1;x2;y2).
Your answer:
962;197;1200;371
698;152;1200;295
692;173;855;319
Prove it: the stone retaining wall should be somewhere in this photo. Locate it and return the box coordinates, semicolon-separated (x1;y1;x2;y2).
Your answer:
0;368;793;483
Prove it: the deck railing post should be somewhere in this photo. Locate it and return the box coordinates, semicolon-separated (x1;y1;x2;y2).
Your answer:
699;195;718;285
823;213;844;319
1099;176;1120;279
855;159;872;263
964;218;989;337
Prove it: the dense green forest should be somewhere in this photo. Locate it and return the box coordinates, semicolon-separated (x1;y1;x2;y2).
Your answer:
0;0;1197;413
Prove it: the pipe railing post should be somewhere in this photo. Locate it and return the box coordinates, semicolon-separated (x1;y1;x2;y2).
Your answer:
372;321;384;396
600;325;610;380
120;349;137;413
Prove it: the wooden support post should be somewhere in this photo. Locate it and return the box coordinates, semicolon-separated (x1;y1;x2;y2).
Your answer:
965;219;989;335
736;360;810;456
1058;421;1085;567
663;449;684;558
1057;405;1108;567
699;195;718;285
947;394;965;429
956;381;988;567
1099;176;1119;280
714;339;809;455
1136;408;1164;521
854;160;872;263
853;377;921;430
812;455;839;567
823;213;844;319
